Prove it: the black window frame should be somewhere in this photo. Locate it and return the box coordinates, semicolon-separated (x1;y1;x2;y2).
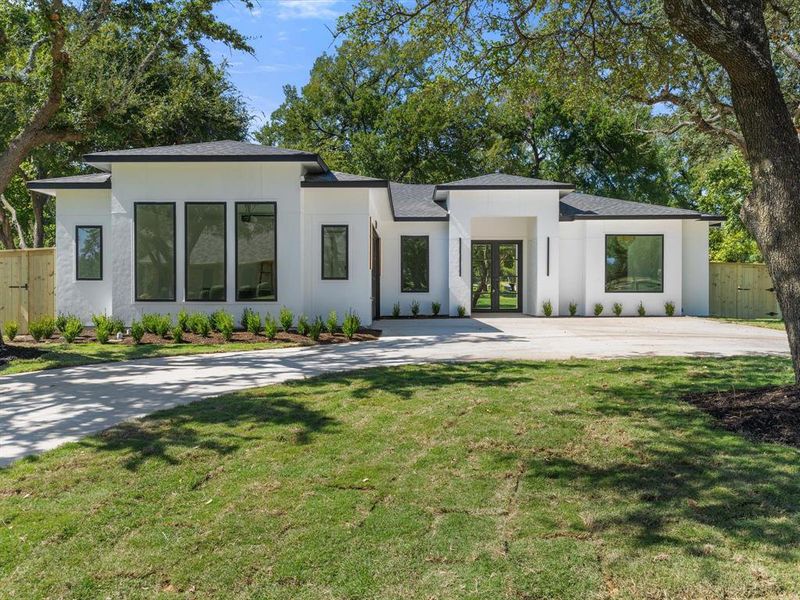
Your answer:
321;224;349;280
400;235;430;293
235;201;278;302
134;202;177;302
184;202;227;302
604;234;665;294
75;225;103;281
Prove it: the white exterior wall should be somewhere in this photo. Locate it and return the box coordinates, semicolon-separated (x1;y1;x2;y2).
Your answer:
447;189;560;316
109;161;305;325
55;189;113;321
559;219;685;316
682;220;710;316
302;187;372;322
369;189;449;317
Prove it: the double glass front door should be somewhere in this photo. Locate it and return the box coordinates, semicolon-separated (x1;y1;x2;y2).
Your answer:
471;241;523;312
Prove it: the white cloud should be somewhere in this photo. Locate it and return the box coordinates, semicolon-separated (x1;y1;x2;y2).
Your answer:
276;0;340;20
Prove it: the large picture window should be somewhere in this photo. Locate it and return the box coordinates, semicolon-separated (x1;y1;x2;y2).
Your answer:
135;203;175;301
605;235;664;293
236;202;276;301
185;203;226;301
321;225;348;280
76;225;102;280
401;235;429;292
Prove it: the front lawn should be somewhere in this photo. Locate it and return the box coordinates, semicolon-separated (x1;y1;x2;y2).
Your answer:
1;357;798;598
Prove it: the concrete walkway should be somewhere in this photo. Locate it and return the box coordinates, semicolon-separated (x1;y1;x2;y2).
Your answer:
0;316;789;466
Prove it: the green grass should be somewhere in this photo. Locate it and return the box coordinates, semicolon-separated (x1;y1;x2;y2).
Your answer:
709;317;786;331
0;340;289;375
1;357;798;599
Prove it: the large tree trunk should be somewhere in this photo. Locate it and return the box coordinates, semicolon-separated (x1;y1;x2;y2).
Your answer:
31;191;49;248
665;0;800;383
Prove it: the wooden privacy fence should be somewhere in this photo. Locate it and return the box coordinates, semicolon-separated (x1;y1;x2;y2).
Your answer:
0;248;54;334
709;261;780;319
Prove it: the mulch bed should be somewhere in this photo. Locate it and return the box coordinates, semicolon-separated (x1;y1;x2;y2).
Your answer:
7;328;381;348
684;385;800;448
0;343;46;366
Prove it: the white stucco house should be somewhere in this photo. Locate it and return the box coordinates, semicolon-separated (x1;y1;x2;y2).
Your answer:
28;140;722;326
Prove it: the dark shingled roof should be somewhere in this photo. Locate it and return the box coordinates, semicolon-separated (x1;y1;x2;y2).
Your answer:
302;171;388;187
436;173;573;190
84;140;325;168
559;192;716;221
27;172;111;191
389;182;447;221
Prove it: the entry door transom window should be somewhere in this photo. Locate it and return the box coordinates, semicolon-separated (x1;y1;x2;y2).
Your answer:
471;241;522;312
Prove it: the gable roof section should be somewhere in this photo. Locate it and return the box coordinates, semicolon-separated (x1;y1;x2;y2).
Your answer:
389;182;447;221
27;173;111;194
559;192;722;221
84;140;327;172
436;173;573;190
302;171;388;188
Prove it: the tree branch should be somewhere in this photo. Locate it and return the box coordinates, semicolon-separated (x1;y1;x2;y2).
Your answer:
0;194;28;249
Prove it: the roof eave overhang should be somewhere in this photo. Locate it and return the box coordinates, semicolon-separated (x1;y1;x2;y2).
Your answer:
393;216;450;222
559;213;724;222
301;180;389;188
26;181;111;195
436;184;574;191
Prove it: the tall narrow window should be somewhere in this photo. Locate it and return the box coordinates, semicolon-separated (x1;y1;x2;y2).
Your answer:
236;202;276;301
135;203;175;301
605;235;664;292
322;225;348;280
186;203;226;301
401;235;429;292
76;225;102;280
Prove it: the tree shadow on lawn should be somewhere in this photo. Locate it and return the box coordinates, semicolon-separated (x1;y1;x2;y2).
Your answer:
79;391;338;471
537;355;800;561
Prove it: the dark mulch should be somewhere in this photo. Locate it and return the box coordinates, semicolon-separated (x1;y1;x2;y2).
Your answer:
0;343;45;365
685;385;800;448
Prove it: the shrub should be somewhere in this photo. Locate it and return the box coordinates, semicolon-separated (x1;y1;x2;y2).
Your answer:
457;305;466;317
432;301;441;316
95;322;110;344
637;302;646;317
189;313;211;337
171;326;184;343
264;314;278;340
29;316;56;342
613;302;623;317
241;307;255;330
593;303;604;316
392;302;400;318
342;311;361;340
62;316;84;343
665;301;676;317
325;310;338;334
91;313;107;329
141;313;160;334
210;309;229;332
542;300;553;317
279;306;294;331
55;313;69;333
155;315;172;338
297;314;310;336
410;299;420;317
177;309;190;332
246;311;262;335
568;302;578;317
309;316;323;341
130;320;145;344
109;317;125;335
214;311;235;341
4;320;18;342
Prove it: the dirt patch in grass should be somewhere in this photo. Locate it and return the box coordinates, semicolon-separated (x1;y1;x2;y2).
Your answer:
0;343;45;365
685;385;800;447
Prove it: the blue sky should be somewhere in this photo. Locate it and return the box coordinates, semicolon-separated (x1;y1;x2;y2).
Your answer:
205;0;357;135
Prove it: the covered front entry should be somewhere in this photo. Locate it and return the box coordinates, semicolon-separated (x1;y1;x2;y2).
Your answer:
471;241;523;312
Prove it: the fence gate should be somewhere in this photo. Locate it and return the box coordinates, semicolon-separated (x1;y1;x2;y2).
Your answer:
0;248;54;334
709;262;780;319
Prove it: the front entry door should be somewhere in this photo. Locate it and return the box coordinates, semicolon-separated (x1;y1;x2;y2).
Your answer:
471;241;523;312
371;226;381;320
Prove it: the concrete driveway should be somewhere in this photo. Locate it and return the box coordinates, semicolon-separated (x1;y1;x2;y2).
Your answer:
0;316;789;465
